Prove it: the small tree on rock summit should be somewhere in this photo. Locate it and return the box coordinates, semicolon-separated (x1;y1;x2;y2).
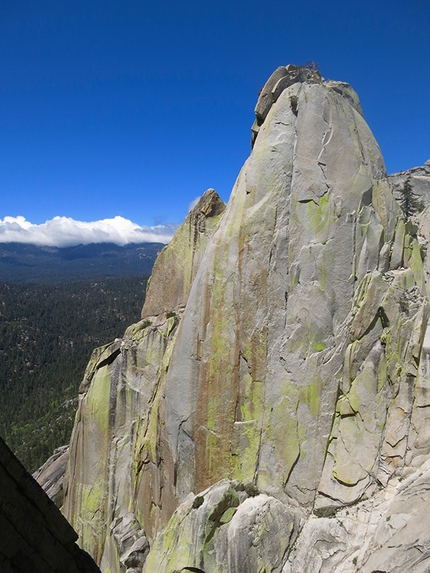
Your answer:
398;176;424;218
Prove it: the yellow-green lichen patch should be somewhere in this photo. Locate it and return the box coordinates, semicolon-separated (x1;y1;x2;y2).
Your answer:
79;479;108;561
129;325;180;531
232;419;261;482
142;482;239;573
258;366;328;489
298;192;335;245
88;366;112;433
330;340;389;489
204;485;239;540
195;243;242;483
259;385;301;490
336;395;355;417
380;283;425;384
133;333;177;468
390;218;405;269
372;180;399;241
352;271;374;310
142;496;196;572
287;317;328;360
219;506;237;525
312;340;326;352
126;319;150;338
301;375;323;419
405;239;426;294
241;375;264;423
231;371;264;481
403;234;412;267
80;343;113;390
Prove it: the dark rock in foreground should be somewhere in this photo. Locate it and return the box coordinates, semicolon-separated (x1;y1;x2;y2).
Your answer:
0;436;100;573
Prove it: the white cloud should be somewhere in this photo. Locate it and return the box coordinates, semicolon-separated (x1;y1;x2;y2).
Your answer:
0;216;177;247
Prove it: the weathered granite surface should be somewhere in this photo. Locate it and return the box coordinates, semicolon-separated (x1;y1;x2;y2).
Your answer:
62;66;430;572
0;435;100;573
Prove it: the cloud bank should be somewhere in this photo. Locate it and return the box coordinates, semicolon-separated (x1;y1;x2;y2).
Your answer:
0;216;177;247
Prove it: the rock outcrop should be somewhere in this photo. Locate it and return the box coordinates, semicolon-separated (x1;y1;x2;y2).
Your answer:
33;444;69;503
389;160;430;207
141;188;226;318
0;435;100;573
63;66;430;572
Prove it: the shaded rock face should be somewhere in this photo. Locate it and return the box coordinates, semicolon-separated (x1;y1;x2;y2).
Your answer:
0;436;100;573
64;67;430;572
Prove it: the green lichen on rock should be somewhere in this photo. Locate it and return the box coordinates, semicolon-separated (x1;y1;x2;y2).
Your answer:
142;480;299;573
299;191;335;244
63;314;182;568
406;239;426;293
317;244;428;511
231;374;263;481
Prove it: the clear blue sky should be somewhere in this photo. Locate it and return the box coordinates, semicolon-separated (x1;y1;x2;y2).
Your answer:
0;0;429;244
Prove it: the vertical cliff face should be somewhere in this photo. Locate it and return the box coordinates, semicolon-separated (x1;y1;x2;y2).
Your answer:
64;66;430;572
63;190;225;570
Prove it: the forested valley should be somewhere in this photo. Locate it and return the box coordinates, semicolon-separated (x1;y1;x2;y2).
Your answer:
0;277;148;472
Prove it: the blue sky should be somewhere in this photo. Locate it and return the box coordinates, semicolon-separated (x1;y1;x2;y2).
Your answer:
0;0;429;245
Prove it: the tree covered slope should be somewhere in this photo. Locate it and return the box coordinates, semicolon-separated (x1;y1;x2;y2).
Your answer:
0;276;148;471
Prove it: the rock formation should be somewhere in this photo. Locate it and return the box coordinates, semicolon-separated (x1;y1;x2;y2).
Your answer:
0;435;100;573
63;65;430;572
33;445;69;503
63;190;226;570
389;160;430;211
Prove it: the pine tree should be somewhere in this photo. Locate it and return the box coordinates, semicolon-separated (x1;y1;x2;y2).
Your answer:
398;176;424;218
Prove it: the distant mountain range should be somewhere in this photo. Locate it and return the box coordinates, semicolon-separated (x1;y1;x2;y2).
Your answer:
0;242;164;282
